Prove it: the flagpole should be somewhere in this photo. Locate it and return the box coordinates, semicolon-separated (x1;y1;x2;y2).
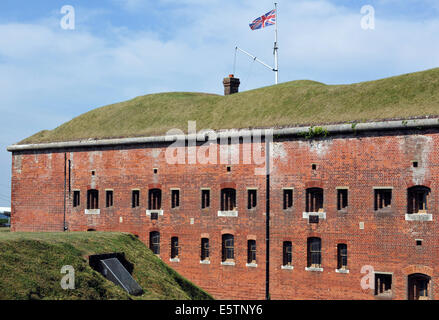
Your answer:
274;2;279;85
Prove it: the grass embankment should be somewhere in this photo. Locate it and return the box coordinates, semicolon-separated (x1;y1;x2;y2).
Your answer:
0;231;213;300
19;67;439;145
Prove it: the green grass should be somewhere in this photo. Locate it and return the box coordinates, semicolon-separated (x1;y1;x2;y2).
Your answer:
0;232;213;300
18;68;439;145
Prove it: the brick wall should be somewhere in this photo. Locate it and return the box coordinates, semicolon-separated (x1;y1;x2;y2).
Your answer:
10;130;439;300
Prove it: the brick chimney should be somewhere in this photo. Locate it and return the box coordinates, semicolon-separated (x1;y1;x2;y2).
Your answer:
223;74;240;95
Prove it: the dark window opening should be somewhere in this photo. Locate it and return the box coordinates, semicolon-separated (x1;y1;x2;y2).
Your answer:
222;234;234;262
153;168;158;174
416;239;423;246
171;190;180;209
247;240;256;264
337;243;348;270
306;188;324;212
312;164;317;170
374;189;392;210
201;238;210;261
73;191;80;207
248;190;257;209
171;237;179;259
375;273;392;297
132;190;140;208
149;231;160;255
307;237;322;268
283;189;293;210
221;188;236;211
106;190;113;208
87;189;99;209
150;211;158;220
201;190;210;209
91;170;96;176
149;189;162;210
87;228;96;232
408;274;430;300
337;189;348;211
413;161;418;168
283;241;292;266
407;186;430;214
227;166;231;172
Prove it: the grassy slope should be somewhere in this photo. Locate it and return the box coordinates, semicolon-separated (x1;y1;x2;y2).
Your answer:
19;68;439;145
0;231;213;300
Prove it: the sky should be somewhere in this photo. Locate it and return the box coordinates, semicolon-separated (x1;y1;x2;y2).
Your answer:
1;0;439;206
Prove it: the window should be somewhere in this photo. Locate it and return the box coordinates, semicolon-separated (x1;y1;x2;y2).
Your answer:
337;244;347;270
374;189;392;210
171;237;179;259
149;189;162;210
201;190;210;209
307;237;322;268
150;212;158;220
201;238;210;261
408;274;430;300
87;189;99;209
248;189;257;209
171;189;180;209
312;164;317;170
337;189;348;211
221;188;236;211
374;273;392;297
407;186;430;214
106;190;113;208
222;234;234;262
281;241;292;266
73;191;80;207
306;188;324;212
247;240;256;264
132;190;140;208
283;189;293;210
149;231;160;255
412;161;419;168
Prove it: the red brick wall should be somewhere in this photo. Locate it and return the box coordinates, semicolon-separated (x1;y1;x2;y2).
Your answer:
10;131;439;300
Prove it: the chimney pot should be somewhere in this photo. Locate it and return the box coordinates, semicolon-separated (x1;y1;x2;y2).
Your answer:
223;75;240;96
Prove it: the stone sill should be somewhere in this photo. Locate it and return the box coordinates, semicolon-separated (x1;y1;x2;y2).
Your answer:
305;267;323;272
170;258;180;263
303;212;326;219
218;211;238;217
200;260;211;265
246;263;258;268
405;213;433;221
335;268;350;274
85;209;100;215
146;209;164;216
281;265;294;270
221;261;236;266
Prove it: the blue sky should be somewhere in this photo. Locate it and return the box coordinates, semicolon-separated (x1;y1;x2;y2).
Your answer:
1;0;439;206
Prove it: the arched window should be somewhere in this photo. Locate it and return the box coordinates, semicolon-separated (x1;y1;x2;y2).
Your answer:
407;186;431;214
306;188;324;212
408;273;430;300
149;189;162;210
222;234;234;262
307;237;322;268
150;231;160;255
87;189;99;209
221;188;236;211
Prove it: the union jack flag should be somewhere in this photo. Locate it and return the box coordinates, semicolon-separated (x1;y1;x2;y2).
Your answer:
249;9;276;30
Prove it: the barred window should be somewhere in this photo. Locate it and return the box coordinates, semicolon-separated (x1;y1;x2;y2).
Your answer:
247;190;257;209
306;188;324;212
407;186;430;214
221;189;236;211
374;189;392;210
87;189;99;209
149;189;162;210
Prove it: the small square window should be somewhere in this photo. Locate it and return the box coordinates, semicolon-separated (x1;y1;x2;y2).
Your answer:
91;170;96;176
413;161;418;168
151;211;158;220
416;239;423;246
312;164;317;170
153;168;158;174
227;166;231;172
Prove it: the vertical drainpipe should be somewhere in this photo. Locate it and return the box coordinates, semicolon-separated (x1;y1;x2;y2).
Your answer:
63;153;67;232
265;135;271;300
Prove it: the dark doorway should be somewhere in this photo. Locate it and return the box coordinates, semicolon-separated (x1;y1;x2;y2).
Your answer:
408;273;430;300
